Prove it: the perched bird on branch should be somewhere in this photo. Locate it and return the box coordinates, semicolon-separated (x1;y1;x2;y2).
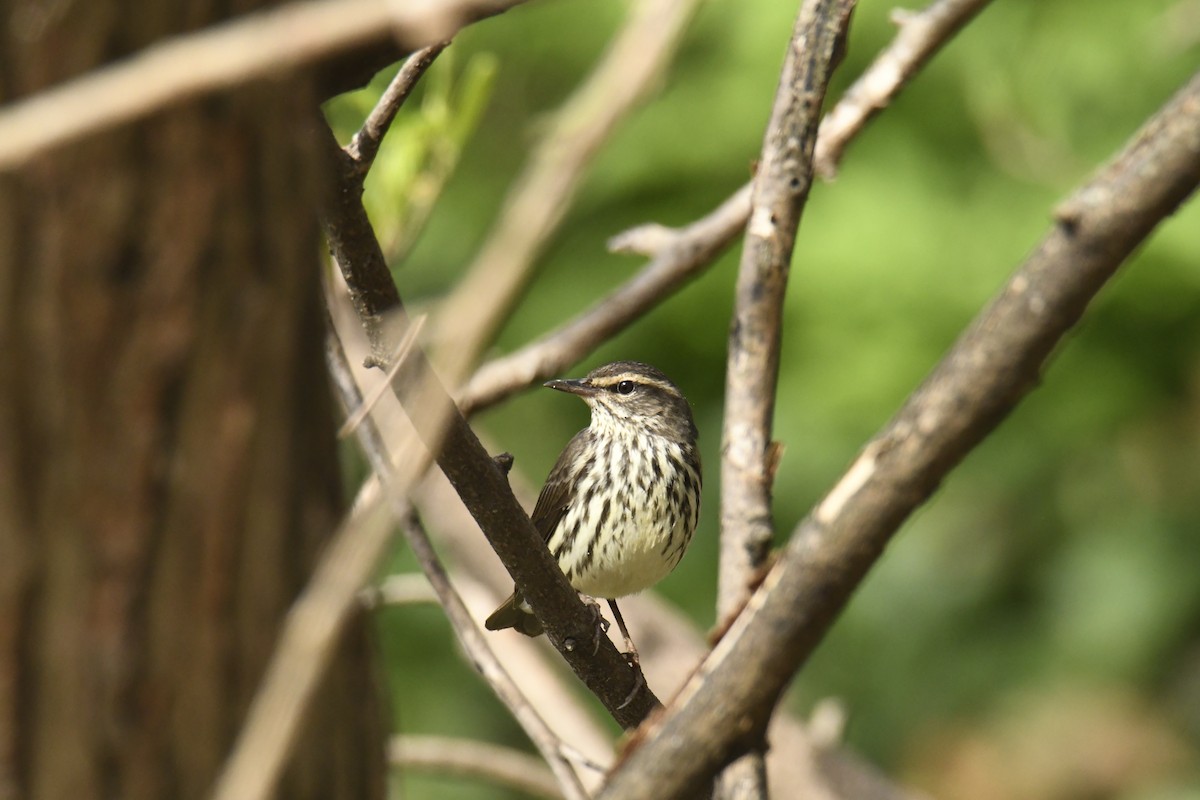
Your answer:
486;361;702;677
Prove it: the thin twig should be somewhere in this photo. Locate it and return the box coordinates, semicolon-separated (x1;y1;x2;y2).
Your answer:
457;184;753;416
209;433;431;800
716;4;856;798
323;42;452;357
429;0;703;387
596;70;1200;800
338;313;428;438
346;41;450;175
814;0;995;178
405;472;620;785
414;466;927;800
318;121;662;729
390;735;565;799
0;0;531;170
327;333;591;800
395;509;591;800
456;0;996;416
719;0;852;622
361;573;439;608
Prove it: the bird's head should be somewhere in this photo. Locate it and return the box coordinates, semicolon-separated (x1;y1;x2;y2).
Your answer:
545;361;697;443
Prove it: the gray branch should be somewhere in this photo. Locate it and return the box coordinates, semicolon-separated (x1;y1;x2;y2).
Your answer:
456;0;997;418
345;42;450;176
318;122;662;729
814;0;995;178
716;1;856;797
596;69;1200;800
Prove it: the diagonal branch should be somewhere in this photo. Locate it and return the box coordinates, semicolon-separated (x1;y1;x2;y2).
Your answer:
318;121;662;729
390;735;565;799
0;0;532;170
595;69;1200;800
429;0;703;386
715;4;856;798
208;362;451;800
455;0;997;418
415;463;931;800
458;184;753;415
346;41;450;176
327;335;590;800
814;0;994;178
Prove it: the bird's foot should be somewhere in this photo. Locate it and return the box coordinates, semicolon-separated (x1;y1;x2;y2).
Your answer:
579;594;609;655
616;650;646;710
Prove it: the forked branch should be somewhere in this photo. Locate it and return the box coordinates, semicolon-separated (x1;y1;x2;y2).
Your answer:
596;69;1200;800
456;0;1001;417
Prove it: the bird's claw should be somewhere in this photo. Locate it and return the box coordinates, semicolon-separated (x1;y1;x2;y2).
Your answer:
579;594;608;655
616;654;646;710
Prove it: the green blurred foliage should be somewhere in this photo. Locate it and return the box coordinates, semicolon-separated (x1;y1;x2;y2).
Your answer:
326;0;1200;797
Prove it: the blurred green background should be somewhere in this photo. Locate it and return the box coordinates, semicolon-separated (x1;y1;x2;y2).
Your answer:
326;0;1200;797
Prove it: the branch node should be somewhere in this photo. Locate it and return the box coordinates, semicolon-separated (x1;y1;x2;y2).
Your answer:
492;452;515;474
607;223;679;257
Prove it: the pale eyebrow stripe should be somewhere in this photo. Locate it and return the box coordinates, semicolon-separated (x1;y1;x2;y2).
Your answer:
590;374;675;393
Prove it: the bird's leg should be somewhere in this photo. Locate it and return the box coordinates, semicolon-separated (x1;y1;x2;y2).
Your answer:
579;593;609;655
607;599;646;709
606;599;638;662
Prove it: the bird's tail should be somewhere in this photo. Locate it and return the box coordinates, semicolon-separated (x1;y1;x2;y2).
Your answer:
484;590;544;637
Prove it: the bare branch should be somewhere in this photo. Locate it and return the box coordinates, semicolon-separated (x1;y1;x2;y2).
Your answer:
719;0;853;622
814;0;994;179
716;4;856;797
361;573;439;608
318;121;663;728
596;70;1200;800
390;735;565;799
396;508;591;800
411;471;618;783
346;41;451;176
0;0;529;170
416;461;926;800
209;316;452;800
458;185;752;415
456;0;996;416
329;333;590;798
338;313;428;437
429;0;704;386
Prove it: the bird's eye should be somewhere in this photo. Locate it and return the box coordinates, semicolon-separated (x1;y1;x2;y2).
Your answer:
616;380;636;395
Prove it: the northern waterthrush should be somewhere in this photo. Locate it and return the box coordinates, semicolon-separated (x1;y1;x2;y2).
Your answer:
485;361;702;666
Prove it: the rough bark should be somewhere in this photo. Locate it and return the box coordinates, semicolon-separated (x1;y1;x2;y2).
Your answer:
0;4;386;799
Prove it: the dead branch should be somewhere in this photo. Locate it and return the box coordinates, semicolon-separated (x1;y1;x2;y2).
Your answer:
346;41;450;176
390;735;565;799
455;0;997;416
327;326;592;800
814;0;995;178
0;0;532;169
458;184;753;416
596;69;1200;800
318;121;663;729
719;0;854;622
429;0;704;386
716;3;857;796
415;461;927;800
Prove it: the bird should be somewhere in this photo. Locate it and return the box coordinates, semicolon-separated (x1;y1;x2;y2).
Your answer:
485;360;702;673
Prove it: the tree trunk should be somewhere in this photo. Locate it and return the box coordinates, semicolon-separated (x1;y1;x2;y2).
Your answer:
0;5;386;800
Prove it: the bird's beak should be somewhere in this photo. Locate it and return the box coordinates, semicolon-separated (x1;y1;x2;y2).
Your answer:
544;378;598;397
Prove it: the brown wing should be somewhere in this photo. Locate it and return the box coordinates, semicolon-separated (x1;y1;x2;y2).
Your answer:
529;428;590;542
485;429;591;637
